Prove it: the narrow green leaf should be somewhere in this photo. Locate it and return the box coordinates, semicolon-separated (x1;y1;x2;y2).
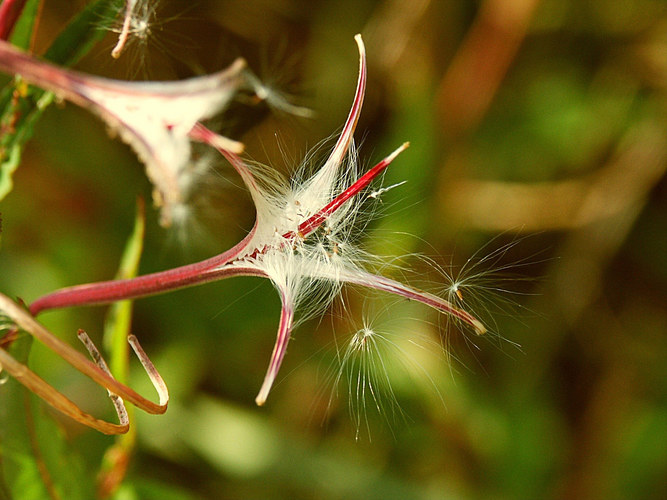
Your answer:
104;198;145;382
44;0;123;67
0;0;123;200
8;0;40;50
0;336;93;500
99;199;145;496
0;82;53;200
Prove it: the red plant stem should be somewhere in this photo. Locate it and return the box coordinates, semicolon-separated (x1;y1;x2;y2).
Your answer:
30;225;261;315
341;270;487;334
321;34;367;172
0;0;28;41
297;142;409;238
30;140;410;315
190;124;259;196
0;39;95;108
255;293;294;406
29;142;407;315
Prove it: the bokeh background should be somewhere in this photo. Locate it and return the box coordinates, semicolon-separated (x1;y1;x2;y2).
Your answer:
1;0;667;498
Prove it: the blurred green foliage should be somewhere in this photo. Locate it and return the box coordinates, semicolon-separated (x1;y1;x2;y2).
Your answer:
1;0;667;499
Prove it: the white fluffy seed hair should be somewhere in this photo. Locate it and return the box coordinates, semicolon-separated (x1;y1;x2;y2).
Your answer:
110;0;158;59
225;140;387;324
321;309;449;440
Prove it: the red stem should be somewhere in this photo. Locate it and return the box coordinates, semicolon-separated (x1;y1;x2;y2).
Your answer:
337;269;487;334
255;292;294;406
297;143;409;238
30;224;260;315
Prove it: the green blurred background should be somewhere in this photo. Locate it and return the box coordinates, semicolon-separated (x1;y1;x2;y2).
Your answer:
1;0;667;498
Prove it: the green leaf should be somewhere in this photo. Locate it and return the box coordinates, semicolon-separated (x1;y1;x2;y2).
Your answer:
0;0;123;201
98;199;145;496
112;479;203;500
104;198;146;380
8;0;41;50
0;336;94;500
44;0;123;67
0;83;53;201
